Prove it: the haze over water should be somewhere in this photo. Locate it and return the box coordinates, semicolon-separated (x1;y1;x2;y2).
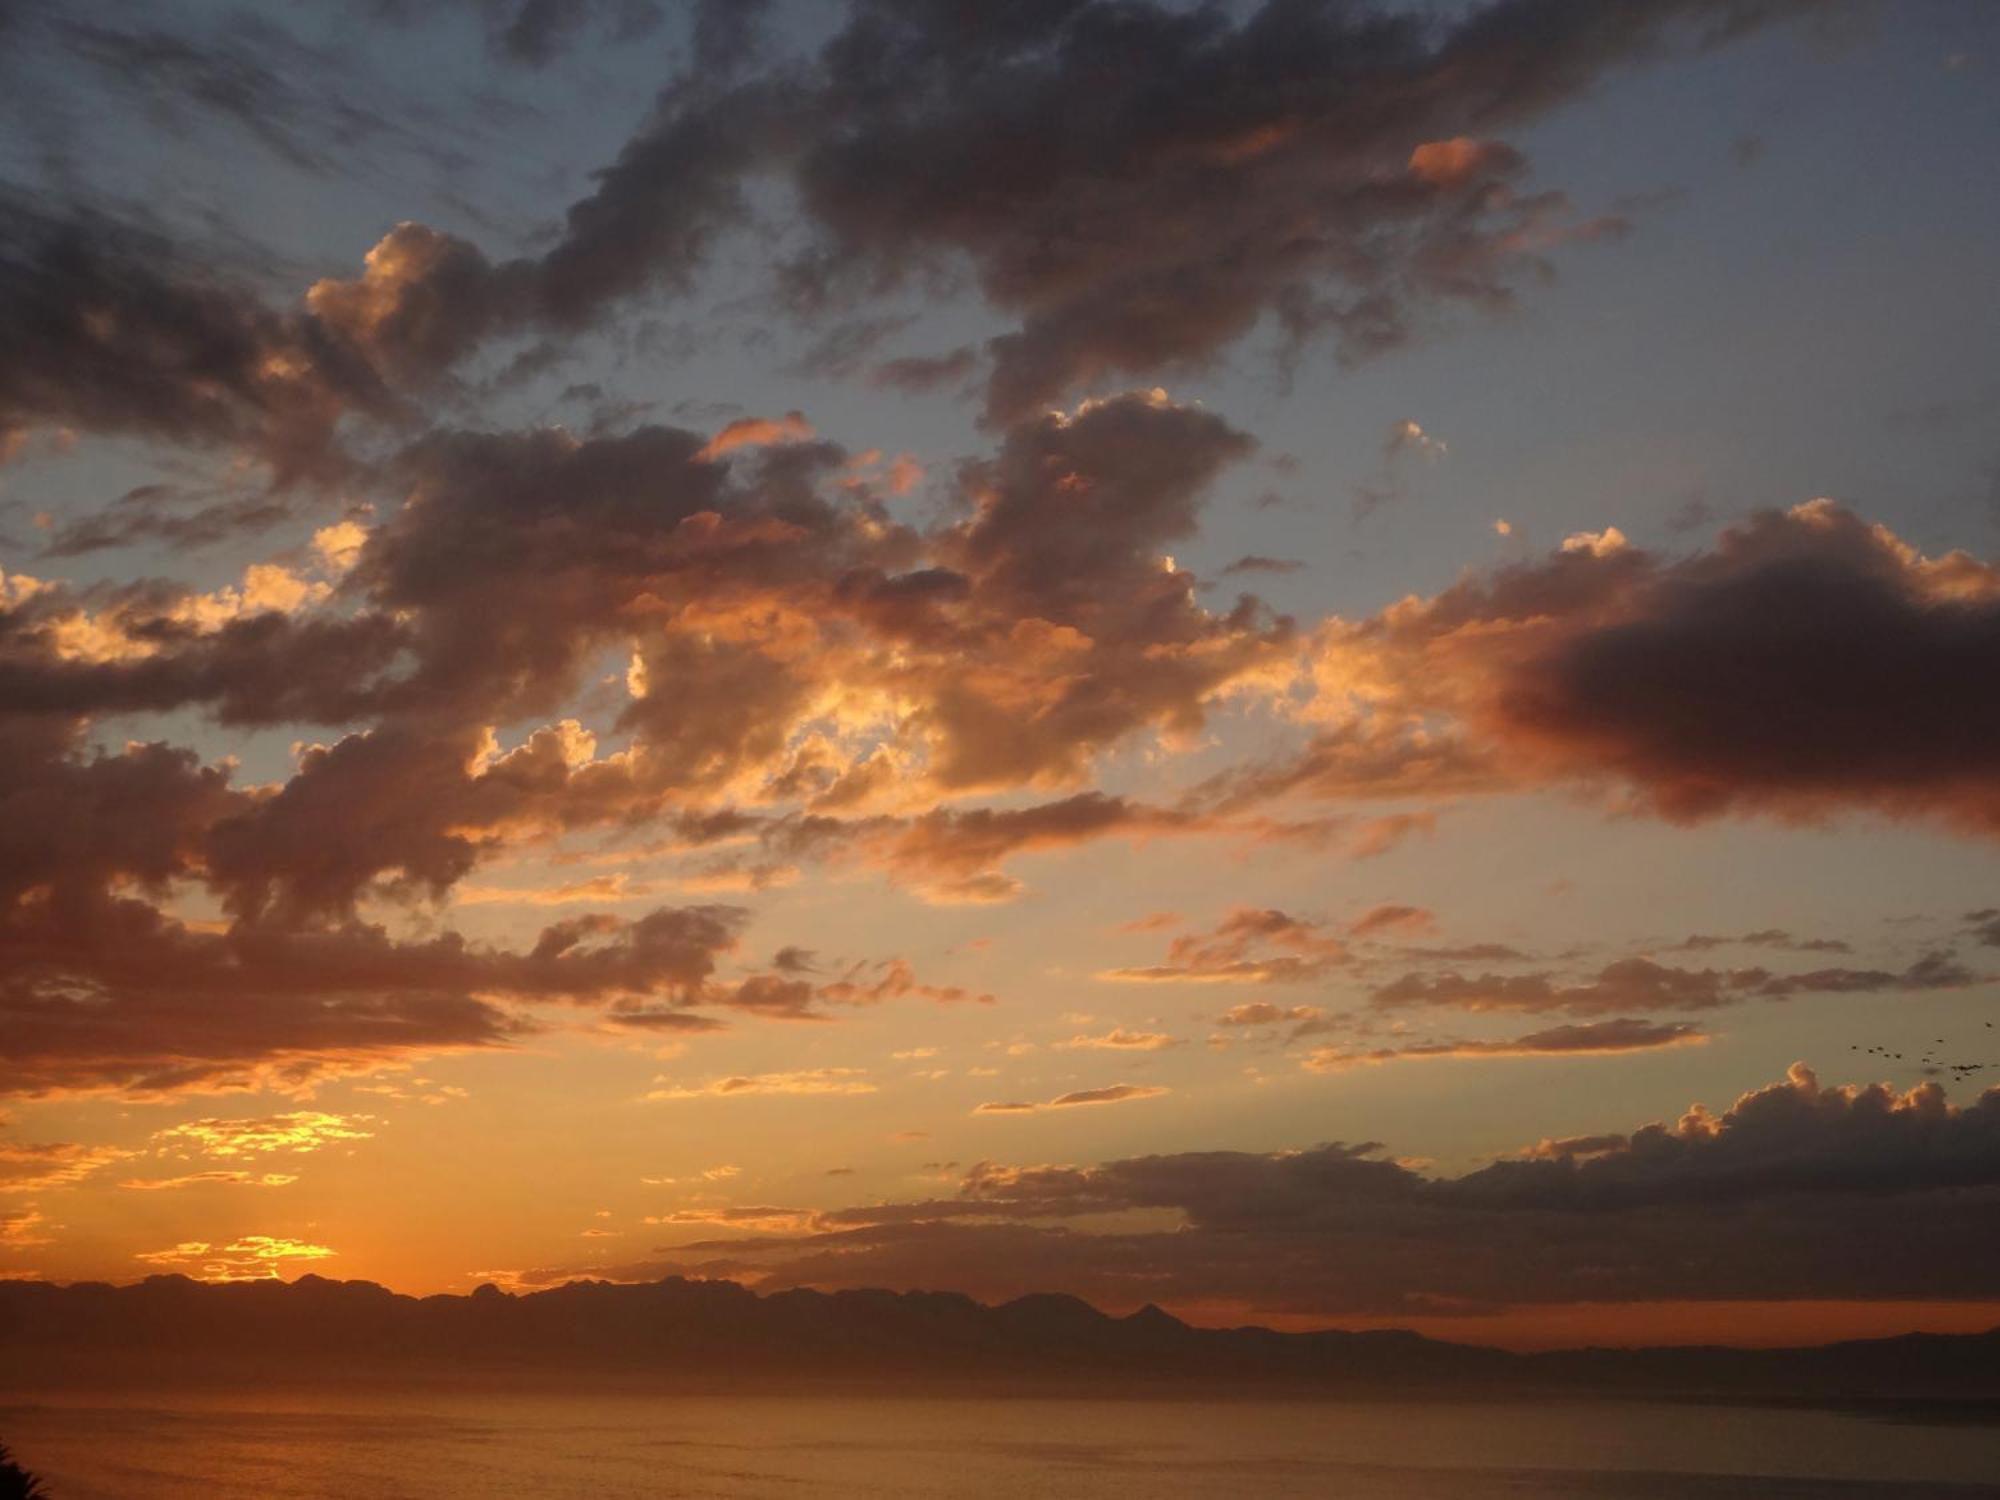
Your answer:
6;1392;1999;1500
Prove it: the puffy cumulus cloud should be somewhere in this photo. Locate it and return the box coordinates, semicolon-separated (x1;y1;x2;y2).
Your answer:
1301;1017;1708;1071
0;205;400;484
294;79;779;389
919;393;1292;790
757;0;1806;421
632;1067;2000;1318
1262;502;2000;835
4;389;1317;1093
0;0;1825;558
309;391;1277;813
1099;907;1347;985
4;392;1295;935
0;574;407;728
251;0;1818;428
973;1084;1170;1114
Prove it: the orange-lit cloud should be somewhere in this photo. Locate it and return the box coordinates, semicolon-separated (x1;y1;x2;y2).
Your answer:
151;1111;374;1158
1244;502;2000;835
974;1084;1170;1114
1099;908;1347;984
0;1140;131;1193
696;411;814;463
134;1235;335;1281
647;1068;877;1101
119;1171;299;1191
1055;1028;1182;1052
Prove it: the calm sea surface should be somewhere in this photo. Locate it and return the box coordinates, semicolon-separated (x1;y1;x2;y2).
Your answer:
2;1390;1996;1498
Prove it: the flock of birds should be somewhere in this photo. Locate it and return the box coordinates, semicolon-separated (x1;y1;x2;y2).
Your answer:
1852;1020;1994;1081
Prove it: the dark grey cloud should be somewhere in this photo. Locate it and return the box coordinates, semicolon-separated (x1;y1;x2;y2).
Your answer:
0;205;393;482
641;1066;2000;1316
1304;1017;1707;1068
1213;502;2000;836
289;0;1820;421
1371;950;1983;1016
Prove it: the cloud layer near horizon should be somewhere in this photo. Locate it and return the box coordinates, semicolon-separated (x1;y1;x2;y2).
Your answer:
505;1066;2000;1319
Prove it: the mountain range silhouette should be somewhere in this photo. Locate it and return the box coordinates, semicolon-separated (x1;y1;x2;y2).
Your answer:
4;1275;1997;1403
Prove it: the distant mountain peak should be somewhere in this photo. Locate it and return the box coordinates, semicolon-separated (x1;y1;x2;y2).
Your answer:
2;1275;1995;1402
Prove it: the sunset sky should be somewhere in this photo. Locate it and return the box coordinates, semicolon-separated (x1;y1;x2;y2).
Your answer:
3;0;1998;1349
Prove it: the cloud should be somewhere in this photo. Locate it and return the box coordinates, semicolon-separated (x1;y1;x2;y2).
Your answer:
1220;555;1305;577
0;1139;131;1193
1373;958;1739;1016
118;1171;298;1191
1668;929;1852;954
1099;907;1347;984
974;1083;1170;1114
133;1234;335;1282
1054;1028;1181;1052
149;1111;373;1158
1;385;1312;1077
645;1205;818;1232
696;411;814;463
813;958;996;1010
0;1206;52;1249
205;0;1814;433
0;884;757;1097
629;1066;2000;1318
1253;502;2000;836
1347;904;1436;939
1370;951;1984;1017
780;0;1809;421
0;206;389;482
1302;1018;1707;1070
868;346;979;394
854;793;1212;905
476;0;674;67
646;1068;877;1101
1214;1002;1323;1028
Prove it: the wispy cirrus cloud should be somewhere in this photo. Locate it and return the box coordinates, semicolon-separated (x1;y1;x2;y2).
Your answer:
646;1068;877;1101
1302;1019;1707;1071
973;1084;1171;1115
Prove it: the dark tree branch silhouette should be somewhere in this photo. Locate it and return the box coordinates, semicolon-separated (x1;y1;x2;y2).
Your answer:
0;1441;49;1500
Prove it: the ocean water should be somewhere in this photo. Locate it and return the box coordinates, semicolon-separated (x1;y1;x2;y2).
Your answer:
2;1391;1996;1499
